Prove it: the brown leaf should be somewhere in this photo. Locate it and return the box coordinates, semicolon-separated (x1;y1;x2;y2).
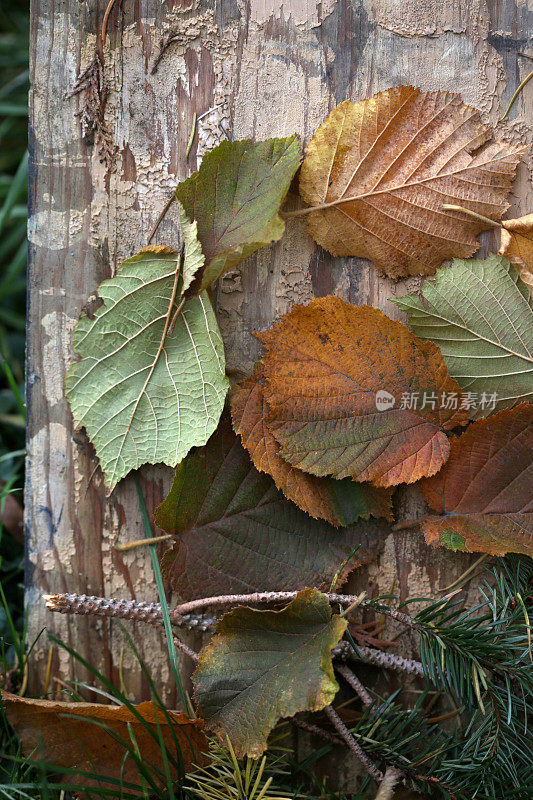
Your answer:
299;86;521;279
1;692;208;791
499;214;533;294
257;297;468;487
230;364;393;525
419;404;533;556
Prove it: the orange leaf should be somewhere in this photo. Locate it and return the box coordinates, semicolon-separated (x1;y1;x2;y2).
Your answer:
499;214;533;294
257;297;468;488
230;364;393;525
419;404;533;556
299;86;521;279
1;692;208;791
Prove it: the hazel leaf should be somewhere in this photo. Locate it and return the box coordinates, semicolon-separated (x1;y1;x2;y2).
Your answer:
231;364;393;525
499;213;533;295
299;86;521;278
155;413;388;600
192;588;346;758
176;136;302;294
258;296;468;488
394;255;533;418
1;692;208;790
65;238;228;491
419;404;533;556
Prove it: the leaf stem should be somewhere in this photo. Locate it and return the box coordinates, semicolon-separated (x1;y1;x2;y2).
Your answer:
441;204;501;228
148;193;176;243
168;296;187;335
502;68;533;120
116;533;173;552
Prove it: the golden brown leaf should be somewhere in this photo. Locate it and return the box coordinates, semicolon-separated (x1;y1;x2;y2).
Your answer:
499;214;533;293
419;404;533;556
258;297;468;488
1;692;208;790
299;86;521;278
230;364;393;525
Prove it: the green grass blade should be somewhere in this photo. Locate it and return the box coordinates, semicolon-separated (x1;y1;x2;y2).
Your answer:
133;472;188;713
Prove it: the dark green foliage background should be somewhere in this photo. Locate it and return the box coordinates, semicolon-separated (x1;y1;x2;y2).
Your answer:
0;0;28;676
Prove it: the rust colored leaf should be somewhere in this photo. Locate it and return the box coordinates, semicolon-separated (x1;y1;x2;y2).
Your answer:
1;692;208;790
298;86;521;278
258;296;468;487
230;364;393;525
419;404;533;556
499;214;533;294
155;413;388;600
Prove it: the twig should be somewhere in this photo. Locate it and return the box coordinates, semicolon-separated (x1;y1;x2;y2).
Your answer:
292;716;342;745
116;534;173;552
175;591;368;615
333;641;424;677
502;68;533;119
324;706;383;782
148;194;176;243
43;593;216;633
101;0;119;45
336;664;373;707
172;636;198;663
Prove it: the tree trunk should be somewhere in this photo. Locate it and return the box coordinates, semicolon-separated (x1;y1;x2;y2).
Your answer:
27;0;531;714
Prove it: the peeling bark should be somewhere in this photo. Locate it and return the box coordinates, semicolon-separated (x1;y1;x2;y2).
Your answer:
27;0;531;725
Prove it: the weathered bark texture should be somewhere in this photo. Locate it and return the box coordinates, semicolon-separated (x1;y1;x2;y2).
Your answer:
27;0;531;726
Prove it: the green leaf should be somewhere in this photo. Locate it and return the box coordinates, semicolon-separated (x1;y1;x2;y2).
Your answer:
393;255;533;417
155;414;388;599
193;588;346;758
175;136;302;294
65;239;229;491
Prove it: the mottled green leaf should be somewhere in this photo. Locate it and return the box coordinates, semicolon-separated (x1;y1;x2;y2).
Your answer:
193;588;346;758
176;136;301;294
65;236;229;491
394;255;533;417
155;414;388;599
